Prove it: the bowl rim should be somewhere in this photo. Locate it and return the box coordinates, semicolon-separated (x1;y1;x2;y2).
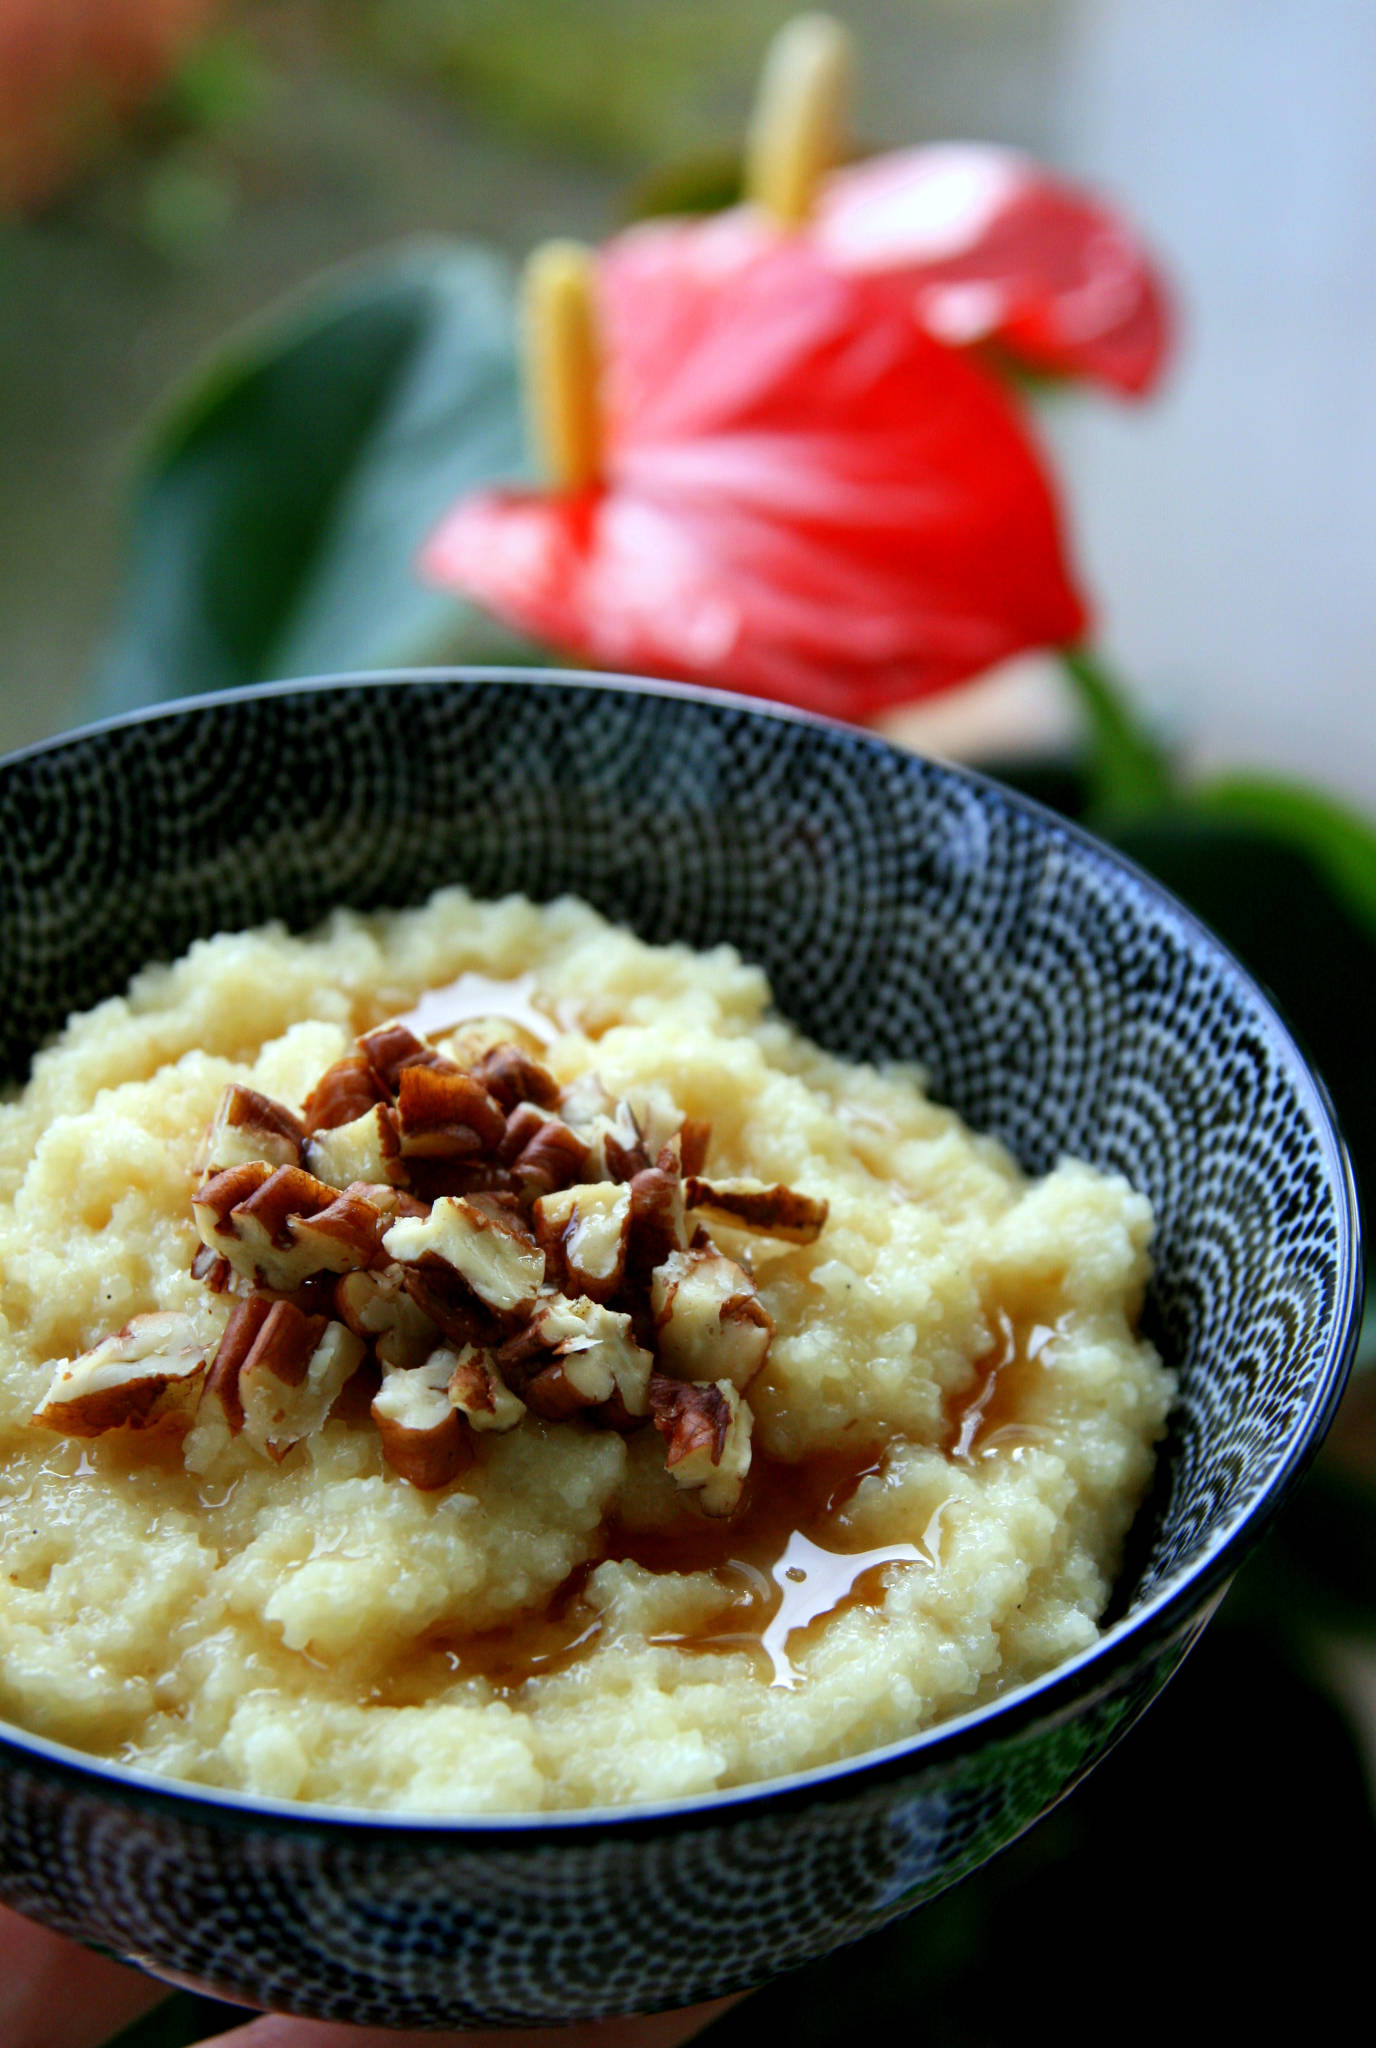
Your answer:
0;664;1362;1836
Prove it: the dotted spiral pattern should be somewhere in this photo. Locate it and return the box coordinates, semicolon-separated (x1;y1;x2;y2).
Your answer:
0;673;1358;2026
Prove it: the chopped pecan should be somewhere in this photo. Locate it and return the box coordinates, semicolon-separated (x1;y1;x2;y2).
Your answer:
561;1081;649;1182
627;1165;689;1277
648;1375;753;1516
198;1085;305;1175
304;1104;402;1190
372;1356;472;1489
202;1294;274;1432
31;1313;206;1437
335;1263;439;1369
533;1181;632;1302
191;1242;234;1293
507;1116;591;1200
445;1346;526;1432
684;1176;829;1245
383;1195;544;1316
302;1052;385;1133
651;1245;773;1391
394;1066;505;1158
358;1021;459;1097
472;1043;561;1113
194;1164;383;1292
400;1261;504;1350
679;1118;712;1179
239;1311;363;1461
329;1349;383;1425
533;1294;652;1416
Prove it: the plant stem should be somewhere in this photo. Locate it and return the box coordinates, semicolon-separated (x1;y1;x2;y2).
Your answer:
1060;644;1175;823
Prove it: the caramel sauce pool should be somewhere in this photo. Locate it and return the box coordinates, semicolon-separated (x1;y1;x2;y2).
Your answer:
374;1311;1059;1705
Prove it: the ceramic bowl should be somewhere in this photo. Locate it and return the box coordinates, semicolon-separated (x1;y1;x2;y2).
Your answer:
0;672;1360;2028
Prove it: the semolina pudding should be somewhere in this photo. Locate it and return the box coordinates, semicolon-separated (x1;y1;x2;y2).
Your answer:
0;888;1172;1813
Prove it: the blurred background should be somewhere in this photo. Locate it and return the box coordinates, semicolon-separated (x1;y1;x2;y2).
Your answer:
4;0;1376;796
2;3;1374;2041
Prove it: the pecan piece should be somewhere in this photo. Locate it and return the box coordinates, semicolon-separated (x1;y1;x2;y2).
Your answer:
372;1355;472;1490
198;1085;305;1175
383;1195;545;1316
533;1181;632;1303
651;1246;773;1391
238;1303;364;1462
202;1293;274;1432
532;1294;652;1417
302;1053;384;1134
684;1176;829;1245
358;1021;459;1097
31;1313;206;1437
335;1263;439;1370
193;1164;384;1292
446;1346;526;1432
507;1115;591;1200
304;1104;402;1190
394;1066;505;1158
472;1043;561;1113
648;1375;753;1517
627;1165;689;1277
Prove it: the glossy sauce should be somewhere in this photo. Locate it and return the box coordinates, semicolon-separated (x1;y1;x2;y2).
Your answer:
378;1442;937;1703
391;970;561;1046
373;1313;1059;1704
944;1308;1059;1462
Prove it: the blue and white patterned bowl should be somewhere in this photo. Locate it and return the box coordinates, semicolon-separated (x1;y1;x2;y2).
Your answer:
0;672;1360;2028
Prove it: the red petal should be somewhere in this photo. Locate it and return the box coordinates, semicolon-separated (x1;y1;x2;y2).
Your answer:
422;232;1087;720
813;145;1172;397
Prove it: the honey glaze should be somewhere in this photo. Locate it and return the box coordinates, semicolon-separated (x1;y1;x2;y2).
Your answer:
381;1442;937;1703
944;1308;1061;1462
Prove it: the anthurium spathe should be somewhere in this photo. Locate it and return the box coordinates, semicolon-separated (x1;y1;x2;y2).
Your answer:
421;232;1088;720
810;143;1171;398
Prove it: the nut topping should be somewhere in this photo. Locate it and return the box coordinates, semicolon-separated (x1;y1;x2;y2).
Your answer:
526;1293;653;1416
199;1085;305;1175
383;1195;545;1316
238;1303;364;1462
31;1313;206;1437
372;1355;472;1490
684;1176;829;1245
335;1264;439;1370
50;1003;826;1504
533;1181;632;1301
302;1053;384;1133
303;1104;402;1190
446;1346;526;1432
394;1066;506;1158
357;1021;459;1095
194;1163;385;1292
651;1245;773;1391
648;1375;753;1516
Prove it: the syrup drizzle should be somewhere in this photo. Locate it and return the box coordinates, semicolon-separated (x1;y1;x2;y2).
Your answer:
395;971;559;1046
374;1311;1063;1704
945;1308;1059;1462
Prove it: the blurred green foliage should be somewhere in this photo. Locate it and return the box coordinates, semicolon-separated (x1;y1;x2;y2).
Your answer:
345;0;796;165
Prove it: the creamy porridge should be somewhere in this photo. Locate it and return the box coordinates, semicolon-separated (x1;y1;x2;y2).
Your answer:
0;889;1172;1813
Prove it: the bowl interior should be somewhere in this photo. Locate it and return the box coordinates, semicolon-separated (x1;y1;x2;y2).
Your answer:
0;671;1359;1637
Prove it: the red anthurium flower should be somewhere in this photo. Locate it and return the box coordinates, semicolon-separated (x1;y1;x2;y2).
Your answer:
422;231;1088;721
811;144;1172;398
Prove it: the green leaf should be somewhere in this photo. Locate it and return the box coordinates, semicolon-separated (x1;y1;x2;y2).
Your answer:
91;240;532;714
1058;645;1176;823
1189;773;1376;945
